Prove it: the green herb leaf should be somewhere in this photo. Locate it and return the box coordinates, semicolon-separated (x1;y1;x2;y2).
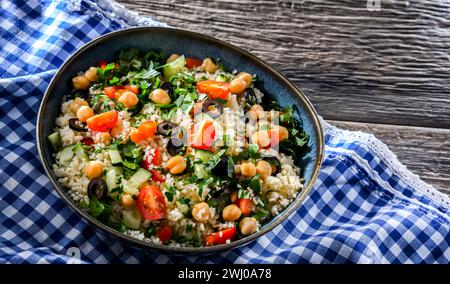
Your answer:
89;196;105;218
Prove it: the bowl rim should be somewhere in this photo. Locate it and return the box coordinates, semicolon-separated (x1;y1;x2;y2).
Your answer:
36;26;324;254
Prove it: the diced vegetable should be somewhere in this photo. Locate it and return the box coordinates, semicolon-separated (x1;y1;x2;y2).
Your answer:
123;168;152;195
194;164;210;179
156;225;173;243
137;185;166;221
73;144;89;161
163;55;186;80
86;110;118;132
216;74;228;82
47;131;61;152
122;209;142;229
190;119;216;150
108;149;123;164
194;149;213;163
205;227;237;246
105;169;117;196
58;145;74;167
196;80;230;100
185;57;202;69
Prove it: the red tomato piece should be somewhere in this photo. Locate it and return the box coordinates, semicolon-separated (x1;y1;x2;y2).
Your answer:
104;86;118;99
138;121;157;138
137;185;166;221
125;85;139;95
205;227;237;246
235;198;254;216
150;170;165;183
86;110;118;132
190;120;215;150
196;80;230;100
186;57;202;69
156;225;173;243
80;137;94;146
99;60;108;70
141;148;161;170
130;128;145;144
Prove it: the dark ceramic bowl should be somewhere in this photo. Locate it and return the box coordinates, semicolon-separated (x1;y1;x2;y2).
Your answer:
36;27;324;254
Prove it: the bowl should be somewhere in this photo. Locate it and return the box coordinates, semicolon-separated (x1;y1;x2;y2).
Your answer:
36;27;324;254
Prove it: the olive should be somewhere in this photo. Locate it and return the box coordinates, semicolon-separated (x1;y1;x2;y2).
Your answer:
157;121;180;136
262;155;281;175
167;137;185;156
68;118;87;132
87;177;107;200
160;82;174;97
202;98;224;119
211;156;229;176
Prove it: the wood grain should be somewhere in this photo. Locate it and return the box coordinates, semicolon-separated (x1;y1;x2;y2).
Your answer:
117;0;450;129
116;0;450;193
328;120;450;193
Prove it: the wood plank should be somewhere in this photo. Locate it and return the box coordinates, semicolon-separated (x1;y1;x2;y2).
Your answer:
117;0;450;129
327;120;450;194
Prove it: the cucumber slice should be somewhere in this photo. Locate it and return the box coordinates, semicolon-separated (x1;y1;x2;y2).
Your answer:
58;145;74;167
194;149;213;163
122;209;142;229
124;168;151;195
47;131;61;152
216;74;228;82
194;164;210;179
112;166;124;175
108;149;123;165
105;169;117;192
73;144;89;161
163;55;186;80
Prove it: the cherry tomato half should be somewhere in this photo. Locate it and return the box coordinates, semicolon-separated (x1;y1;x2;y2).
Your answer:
196;80;230;100
205;227;237;246
137;185;166;221
86;110;118;132
190;119;215;151
142;148;161;170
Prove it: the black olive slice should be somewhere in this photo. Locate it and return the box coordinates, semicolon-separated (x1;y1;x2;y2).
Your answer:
167;137;185;156
211;156;229;176
160;82;174;97
69;118;88;132
87;177;107;200
262;155;281;175
202;98;224;119
157;121;180;136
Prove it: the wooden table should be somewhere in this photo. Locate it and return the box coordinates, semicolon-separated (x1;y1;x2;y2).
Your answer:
117;0;450;194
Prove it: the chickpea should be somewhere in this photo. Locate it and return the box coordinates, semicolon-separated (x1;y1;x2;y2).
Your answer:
251;130;271;148
166;155;187;175
222;204;241;222
192;202;210;222
76;106;94;122
229;78;247;94
94;132;111;145
250;104;266;120
68;98;88;114
201;58;218;74
118;91;139;109
166;53;180;63
239;217;257;235
85;161;103;179
240;162;256;177
150;89;171;105
247;110;258;121
84;67;99;82
110;117;123;138
120;194;136;209
237;72;253;87
256;160;272;179
72;75;90;90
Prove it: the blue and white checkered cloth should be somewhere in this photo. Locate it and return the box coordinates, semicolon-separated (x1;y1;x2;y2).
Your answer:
1;0;449;264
